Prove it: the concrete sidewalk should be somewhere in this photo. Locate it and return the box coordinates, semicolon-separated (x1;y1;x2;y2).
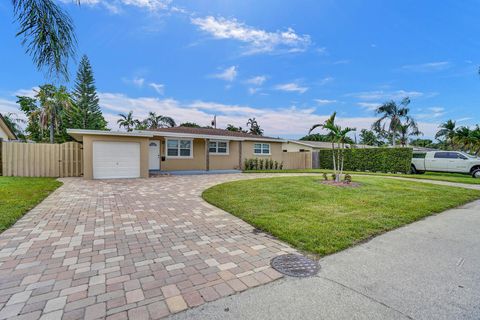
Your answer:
169;199;480;320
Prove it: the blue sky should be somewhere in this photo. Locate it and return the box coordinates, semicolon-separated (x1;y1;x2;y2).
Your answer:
0;0;479;139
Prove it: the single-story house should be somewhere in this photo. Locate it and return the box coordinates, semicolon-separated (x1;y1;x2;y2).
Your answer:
282;140;375;152
67;127;284;179
0;113;17;141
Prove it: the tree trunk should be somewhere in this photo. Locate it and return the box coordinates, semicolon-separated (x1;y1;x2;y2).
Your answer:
391;130;396;147
331;141;337;180
50;110;55;144
336;142;341;182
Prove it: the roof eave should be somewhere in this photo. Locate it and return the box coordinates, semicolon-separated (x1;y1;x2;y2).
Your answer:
139;130;284;142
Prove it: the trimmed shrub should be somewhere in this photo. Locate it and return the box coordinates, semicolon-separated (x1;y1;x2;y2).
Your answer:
244;158;284;171
319;148;413;173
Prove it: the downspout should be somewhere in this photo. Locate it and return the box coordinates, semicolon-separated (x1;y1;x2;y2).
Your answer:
239;141;243;170
205;139;210;171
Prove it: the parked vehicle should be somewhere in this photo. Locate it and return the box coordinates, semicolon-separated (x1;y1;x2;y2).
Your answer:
411;151;480;178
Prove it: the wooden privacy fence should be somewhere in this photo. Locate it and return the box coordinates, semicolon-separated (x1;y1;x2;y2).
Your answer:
1;141;83;177
312;151;320;169
281;152;312;170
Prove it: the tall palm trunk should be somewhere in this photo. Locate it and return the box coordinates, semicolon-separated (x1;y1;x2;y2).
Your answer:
331;141;337;180
50;110;55;143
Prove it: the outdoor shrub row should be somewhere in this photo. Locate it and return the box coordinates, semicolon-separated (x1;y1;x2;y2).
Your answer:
318;148;413;173
244;158;284;170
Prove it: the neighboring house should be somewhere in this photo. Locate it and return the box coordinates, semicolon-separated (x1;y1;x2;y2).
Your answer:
0;113;17;141
283;140;374;152
67;127;284;179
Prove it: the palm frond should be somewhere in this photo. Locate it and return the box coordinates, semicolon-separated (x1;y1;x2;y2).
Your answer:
12;0;77;81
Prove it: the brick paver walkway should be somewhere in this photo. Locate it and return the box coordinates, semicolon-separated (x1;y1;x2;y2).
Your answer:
0;174;296;320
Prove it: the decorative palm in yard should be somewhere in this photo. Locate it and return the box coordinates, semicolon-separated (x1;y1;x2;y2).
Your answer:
309;112;356;182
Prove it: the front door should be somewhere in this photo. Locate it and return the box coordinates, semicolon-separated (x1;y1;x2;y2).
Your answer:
149;141;160;170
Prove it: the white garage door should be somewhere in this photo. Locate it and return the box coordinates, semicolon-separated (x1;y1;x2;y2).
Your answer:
93;141;140;179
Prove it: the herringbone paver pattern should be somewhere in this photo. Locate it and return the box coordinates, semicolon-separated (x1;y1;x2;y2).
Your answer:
0;174;295;319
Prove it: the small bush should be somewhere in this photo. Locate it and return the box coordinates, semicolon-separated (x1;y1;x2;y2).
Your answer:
244;158;284;171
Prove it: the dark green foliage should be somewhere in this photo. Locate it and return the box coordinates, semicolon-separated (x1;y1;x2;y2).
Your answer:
300;133;354;144
246;118;263;136
66;55;107;130
179;122;201;128
226;124;247;132
359;129;384;146
244;158;282;170
319;148;413;173
344;174;352;183
12;0;77;81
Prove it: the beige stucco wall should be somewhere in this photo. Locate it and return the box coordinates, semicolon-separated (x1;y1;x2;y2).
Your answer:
242;141;283;168
209;140;241;170
160;138;207;171
82;135;150;179
281;142;313;152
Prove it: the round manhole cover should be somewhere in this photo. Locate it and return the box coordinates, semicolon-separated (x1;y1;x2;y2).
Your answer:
270;254;320;277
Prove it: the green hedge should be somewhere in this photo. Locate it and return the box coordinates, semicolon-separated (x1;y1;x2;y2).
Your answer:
318;148;413;173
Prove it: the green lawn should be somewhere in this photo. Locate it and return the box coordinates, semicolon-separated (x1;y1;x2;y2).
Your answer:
203;176;480;256
245;169;480;185
0;177;62;233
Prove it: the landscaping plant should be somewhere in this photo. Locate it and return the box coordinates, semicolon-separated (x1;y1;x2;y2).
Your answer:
309;112;356;182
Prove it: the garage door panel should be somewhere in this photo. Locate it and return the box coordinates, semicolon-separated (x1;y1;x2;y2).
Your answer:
93;141;140;179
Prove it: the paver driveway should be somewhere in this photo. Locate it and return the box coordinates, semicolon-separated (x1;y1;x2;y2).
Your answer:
0;174;295;320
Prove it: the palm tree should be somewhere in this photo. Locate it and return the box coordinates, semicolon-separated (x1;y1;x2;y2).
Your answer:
372;97;413;147
34;84;72;143
435;120;456;149
309;112;355;182
12;0;78;80
146;112;176;129
471;126;480;155
247;118;263;135
1;112;25;138
337;126;356;179
397;119;421;147
117;111;136;132
32;84;72;143
453;127;472;151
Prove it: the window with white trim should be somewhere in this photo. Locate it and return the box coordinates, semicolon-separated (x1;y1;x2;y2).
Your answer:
166;139;192;157
209;140;229;154
253;143;270;155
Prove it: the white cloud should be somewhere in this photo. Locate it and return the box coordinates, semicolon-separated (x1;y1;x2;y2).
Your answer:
211;66;238;82
315;99;337;105
274;83;308;94
417;107;446;119
246;75;267;86
122;77;145;87
350;90;425;101
357;102;380;111
149;82;165;94
191;16;311;54
317;77;334;86
401;61;450;72
0;89;446;139
60;0;172;13
14;87;38;98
